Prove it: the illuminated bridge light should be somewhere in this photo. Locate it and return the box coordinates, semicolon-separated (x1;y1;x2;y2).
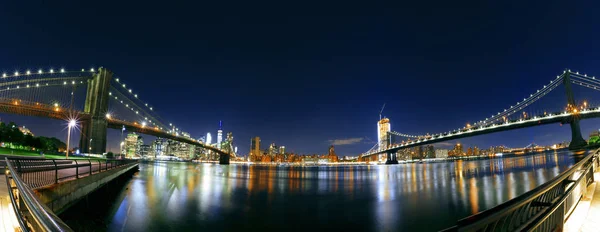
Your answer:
50;69;54;73
60;68;65;73
38;69;43;74
14;71;19;75
63;81;67;85
26;70;31;75
2;73;5;78
116;78;119;82
90;68;95;72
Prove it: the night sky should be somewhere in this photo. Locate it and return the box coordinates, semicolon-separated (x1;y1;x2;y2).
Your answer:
1;1;600;156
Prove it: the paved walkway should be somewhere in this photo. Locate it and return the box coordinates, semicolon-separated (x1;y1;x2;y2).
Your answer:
0;174;20;232
564;172;600;232
0;161;128;231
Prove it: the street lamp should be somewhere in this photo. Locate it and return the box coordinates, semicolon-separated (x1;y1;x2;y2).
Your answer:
66;119;76;159
120;141;124;157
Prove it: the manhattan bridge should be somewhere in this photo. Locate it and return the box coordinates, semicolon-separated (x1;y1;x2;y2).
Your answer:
0;67;237;164
361;69;600;164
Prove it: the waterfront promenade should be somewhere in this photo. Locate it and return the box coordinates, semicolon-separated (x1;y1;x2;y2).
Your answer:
0;174;20;231
565;172;600;232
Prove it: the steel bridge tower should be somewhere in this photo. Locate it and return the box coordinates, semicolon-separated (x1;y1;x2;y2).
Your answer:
563;71;587;150
79;67;112;154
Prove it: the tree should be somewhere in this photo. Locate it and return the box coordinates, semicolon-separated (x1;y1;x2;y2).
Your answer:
106;152;114;159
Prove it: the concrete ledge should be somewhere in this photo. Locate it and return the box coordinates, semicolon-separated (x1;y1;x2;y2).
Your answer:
34;163;138;214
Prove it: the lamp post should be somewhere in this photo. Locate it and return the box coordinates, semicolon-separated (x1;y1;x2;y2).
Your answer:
120;141;125;158
66;119;76;159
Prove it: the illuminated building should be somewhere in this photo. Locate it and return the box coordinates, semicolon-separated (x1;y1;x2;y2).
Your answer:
124;132;139;158
268;143;278;157
152;138;168;158
18;126;34;136
453;143;464;156
217;120;223;149
328;145;339;162
136;135;144;156
139;144;150;157
473;146;480;156
435;149;448;159
279;146;285;155
250;137;261;161
425;145;435;158
377;117;391;161
206;132;212;144
377;118;391;149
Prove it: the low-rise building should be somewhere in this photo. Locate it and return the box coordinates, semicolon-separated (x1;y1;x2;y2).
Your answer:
435;149;449;159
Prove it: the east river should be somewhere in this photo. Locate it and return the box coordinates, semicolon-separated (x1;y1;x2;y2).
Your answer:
60;149;587;231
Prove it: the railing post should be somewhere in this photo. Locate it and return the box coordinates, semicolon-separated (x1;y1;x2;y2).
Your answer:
88;159;92;176
75;160;79;179
16;159;21;173
52;160;58;184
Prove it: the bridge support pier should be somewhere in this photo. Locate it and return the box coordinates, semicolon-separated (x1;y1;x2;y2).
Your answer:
80;68;112;154
385;152;398;164
563;71;588;150
568;119;587;150
219;154;230;165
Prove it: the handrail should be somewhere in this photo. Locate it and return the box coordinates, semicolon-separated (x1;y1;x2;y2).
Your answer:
4;157;139;231
5;157;73;232
5;170;28;230
443;150;599;231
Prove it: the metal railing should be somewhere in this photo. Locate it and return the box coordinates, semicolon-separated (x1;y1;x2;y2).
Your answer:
4;158;138;232
443;150;599;232
8;158;138;189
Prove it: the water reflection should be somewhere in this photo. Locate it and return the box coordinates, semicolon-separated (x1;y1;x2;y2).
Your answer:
81;150;581;231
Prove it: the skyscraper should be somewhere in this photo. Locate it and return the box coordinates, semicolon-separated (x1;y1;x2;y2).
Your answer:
377;118;391;149
377;117;391;161
124;132;139;158
279;146;285;155
217;120;223;149
251;137;261;161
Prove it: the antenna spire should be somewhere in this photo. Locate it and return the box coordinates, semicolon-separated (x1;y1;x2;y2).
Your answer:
379;103;386;120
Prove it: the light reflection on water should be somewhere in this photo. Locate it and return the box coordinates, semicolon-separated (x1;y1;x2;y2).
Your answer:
69;150;582;231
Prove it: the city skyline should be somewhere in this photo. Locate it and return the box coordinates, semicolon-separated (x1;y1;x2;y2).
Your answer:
2;2;600;156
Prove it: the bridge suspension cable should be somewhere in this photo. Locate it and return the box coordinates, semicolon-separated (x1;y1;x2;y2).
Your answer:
570;72;600;91
473;73;565;127
110;77;177;132
388;131;422;139
108;86;167;130
0;69;93;112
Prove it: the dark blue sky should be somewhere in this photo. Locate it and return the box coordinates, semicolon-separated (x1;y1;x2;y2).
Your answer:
1;1;600;156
